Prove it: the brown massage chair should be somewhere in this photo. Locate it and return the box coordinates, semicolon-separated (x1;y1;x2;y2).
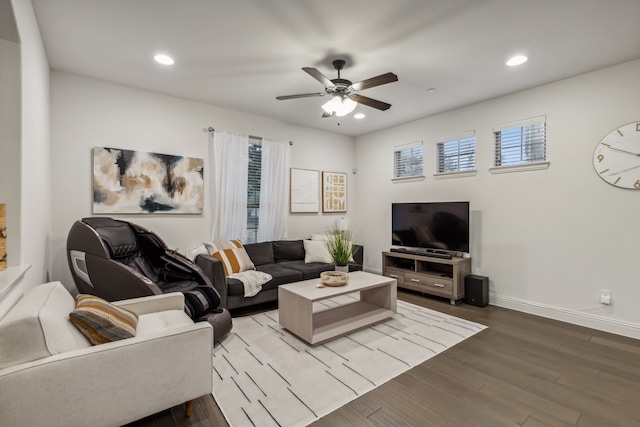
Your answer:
67;217;232;342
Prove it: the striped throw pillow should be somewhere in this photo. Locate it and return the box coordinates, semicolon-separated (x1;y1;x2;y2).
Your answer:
202;239;243;254
211;247;255;276
69;295;139;345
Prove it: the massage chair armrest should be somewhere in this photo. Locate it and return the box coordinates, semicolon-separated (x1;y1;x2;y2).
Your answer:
195;254;228;308
76;254;163;301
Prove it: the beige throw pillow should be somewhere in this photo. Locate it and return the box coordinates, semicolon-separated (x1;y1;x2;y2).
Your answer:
303;240;333;264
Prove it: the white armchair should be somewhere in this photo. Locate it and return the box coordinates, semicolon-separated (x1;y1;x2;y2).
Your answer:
0;281;213;427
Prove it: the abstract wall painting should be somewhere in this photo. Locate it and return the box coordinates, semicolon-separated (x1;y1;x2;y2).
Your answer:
92;147;204;214
290;168;319;213
322;171;347;213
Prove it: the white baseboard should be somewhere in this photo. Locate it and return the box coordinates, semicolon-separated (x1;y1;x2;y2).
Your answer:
490;292;640;340
368;266;640;339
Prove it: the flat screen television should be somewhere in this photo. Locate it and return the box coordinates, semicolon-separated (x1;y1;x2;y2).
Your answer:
391;201;470;253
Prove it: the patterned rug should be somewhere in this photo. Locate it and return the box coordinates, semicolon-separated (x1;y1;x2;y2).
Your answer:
212;296;486;427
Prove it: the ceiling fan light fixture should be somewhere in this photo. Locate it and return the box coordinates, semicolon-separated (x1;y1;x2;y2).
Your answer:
321;96;338;114
322;96;357;117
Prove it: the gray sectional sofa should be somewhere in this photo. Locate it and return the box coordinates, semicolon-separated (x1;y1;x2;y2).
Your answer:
195;240;363;310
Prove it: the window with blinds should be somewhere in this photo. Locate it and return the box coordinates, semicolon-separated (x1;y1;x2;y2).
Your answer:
393;141;423;179
493;116;546;167
437;131;475;173
246;138;262;244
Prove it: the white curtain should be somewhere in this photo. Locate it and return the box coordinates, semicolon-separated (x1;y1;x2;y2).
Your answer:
209;130;249;242
257;138;290;242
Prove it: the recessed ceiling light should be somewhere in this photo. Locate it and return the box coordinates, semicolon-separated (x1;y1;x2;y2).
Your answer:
354;113;365;119
154;54;174;65
506;55;528;67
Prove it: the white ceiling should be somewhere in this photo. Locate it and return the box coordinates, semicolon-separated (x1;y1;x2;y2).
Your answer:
31;0;640;137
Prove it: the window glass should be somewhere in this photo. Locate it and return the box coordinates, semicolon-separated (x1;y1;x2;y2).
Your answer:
494;119;546;167
394;142;423;178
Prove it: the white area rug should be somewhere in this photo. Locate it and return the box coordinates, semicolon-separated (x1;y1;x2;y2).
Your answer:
212;296;486;427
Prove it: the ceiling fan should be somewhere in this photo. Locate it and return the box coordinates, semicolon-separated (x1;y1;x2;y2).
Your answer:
276;59;398;117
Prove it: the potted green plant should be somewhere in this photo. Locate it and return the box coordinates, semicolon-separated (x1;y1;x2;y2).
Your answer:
325;224;357;273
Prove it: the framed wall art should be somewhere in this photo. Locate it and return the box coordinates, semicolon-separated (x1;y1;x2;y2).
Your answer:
290;168;319;213
322;171;347;213
92;147;204;214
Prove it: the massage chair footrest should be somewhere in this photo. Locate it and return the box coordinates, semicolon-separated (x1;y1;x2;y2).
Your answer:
197;308;232;344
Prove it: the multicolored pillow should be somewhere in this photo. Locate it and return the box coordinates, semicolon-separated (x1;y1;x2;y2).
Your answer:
69;294;138;345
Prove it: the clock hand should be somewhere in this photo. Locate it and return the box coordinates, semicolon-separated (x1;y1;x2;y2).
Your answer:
607;165;640;176
607;146;640;157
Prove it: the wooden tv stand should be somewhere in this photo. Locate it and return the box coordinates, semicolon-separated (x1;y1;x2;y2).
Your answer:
382;251;471;305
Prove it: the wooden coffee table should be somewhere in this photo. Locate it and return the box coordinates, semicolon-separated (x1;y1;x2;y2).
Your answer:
278;271;397;345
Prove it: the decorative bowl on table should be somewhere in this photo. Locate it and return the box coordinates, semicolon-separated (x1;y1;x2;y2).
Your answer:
320;271;348;287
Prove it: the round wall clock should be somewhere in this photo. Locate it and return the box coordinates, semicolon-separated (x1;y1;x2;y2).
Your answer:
593;121;640;189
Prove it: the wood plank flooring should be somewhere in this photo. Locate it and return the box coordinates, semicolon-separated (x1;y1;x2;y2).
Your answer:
126;289;640;427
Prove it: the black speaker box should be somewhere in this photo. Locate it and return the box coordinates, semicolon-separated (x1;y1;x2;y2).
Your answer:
465;275;488;307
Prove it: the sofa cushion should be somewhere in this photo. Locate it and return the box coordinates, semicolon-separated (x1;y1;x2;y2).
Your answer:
244;242;275;266
278;260;335;280
227;271;272;297
135;309;194;336
273;240;304;262
211;246;255;276
225;264;299;296
69;294;139;345
0;282;90;370
256;264;303;286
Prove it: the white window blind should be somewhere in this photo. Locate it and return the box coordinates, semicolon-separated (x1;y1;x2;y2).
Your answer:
493;116;546;167
437;131;475;173
394;141;423;178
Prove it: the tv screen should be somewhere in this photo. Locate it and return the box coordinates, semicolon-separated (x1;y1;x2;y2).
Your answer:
392;202;470;253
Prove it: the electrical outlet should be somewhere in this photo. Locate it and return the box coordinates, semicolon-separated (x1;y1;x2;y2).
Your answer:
600;289;611;305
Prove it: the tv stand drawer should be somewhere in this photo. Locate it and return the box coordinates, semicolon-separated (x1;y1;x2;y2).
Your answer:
383;268;405;286
405;272;453;293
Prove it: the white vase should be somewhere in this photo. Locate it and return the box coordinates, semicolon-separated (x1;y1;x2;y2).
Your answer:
335;265;349;273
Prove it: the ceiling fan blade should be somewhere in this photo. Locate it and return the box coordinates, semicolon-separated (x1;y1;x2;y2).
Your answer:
352;94;392;111
276;93;325;100
350;72;398;91
302;67;336;89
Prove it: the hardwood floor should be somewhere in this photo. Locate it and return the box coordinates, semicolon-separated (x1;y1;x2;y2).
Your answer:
127;290;640;427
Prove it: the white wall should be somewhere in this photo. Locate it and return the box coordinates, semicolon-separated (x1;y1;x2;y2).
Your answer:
50;71;355;290
0;38;21;268
0;0;52;291
354;59;640;338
